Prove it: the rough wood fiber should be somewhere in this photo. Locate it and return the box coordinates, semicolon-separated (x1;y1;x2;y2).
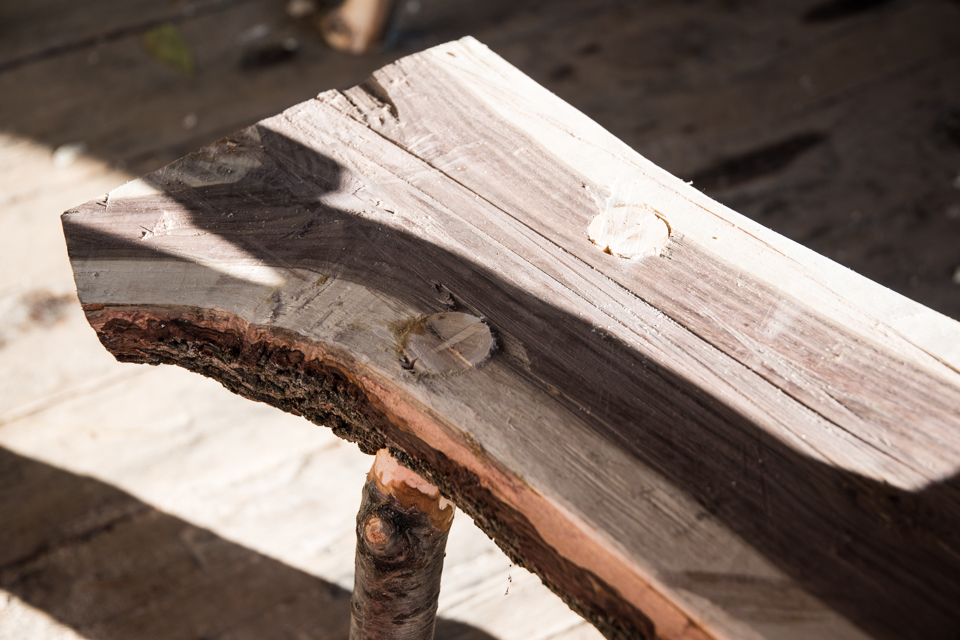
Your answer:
61;38;960;640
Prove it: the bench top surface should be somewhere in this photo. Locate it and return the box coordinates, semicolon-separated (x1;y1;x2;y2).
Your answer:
63;37;960;640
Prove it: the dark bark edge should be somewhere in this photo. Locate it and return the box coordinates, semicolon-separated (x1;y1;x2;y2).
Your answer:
85;303;660;640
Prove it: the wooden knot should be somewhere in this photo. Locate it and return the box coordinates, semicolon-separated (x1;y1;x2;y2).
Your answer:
363;514;394;546
362;513;402;557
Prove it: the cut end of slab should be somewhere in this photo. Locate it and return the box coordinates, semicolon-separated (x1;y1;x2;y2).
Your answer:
588;204;670;259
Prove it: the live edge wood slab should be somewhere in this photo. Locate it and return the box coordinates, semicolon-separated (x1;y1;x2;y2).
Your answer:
61;37;960;640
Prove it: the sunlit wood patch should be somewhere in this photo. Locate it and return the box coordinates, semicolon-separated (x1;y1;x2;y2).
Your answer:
588;203;669;259
588;177;669;259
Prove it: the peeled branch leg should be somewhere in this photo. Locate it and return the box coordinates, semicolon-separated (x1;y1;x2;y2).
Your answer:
350;449;455;640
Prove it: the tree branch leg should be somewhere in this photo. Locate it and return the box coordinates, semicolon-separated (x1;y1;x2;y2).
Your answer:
350;449;455;640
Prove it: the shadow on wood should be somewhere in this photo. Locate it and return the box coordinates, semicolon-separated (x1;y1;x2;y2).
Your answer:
0;446;498;640
60;125;960;640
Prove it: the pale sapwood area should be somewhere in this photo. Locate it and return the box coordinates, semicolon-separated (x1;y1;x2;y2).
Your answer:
62;37;960;640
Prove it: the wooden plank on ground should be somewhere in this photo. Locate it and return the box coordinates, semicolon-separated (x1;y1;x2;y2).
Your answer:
61;37;960;640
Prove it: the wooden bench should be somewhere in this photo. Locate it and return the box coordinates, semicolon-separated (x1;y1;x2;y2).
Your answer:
61;37;960;640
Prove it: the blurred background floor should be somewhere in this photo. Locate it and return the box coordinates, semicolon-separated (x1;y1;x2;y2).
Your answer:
1;0;958;638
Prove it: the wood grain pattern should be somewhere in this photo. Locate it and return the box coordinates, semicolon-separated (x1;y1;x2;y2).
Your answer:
61;38;960;640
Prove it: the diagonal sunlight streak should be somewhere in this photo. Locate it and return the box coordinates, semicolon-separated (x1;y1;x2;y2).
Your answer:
0;591;89;640
321;91;958;491
418;39;960;376
106;176;289;288
320;60;960;496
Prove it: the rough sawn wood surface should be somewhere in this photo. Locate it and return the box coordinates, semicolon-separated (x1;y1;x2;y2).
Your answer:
62;38;960;640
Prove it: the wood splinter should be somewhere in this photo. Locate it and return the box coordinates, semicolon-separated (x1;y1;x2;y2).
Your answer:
351;449;455;640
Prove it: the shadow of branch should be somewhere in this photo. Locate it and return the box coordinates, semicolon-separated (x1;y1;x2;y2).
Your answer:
0;446;497;640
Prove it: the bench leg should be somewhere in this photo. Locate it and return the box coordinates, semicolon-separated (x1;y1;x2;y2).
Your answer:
350;449;455;640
